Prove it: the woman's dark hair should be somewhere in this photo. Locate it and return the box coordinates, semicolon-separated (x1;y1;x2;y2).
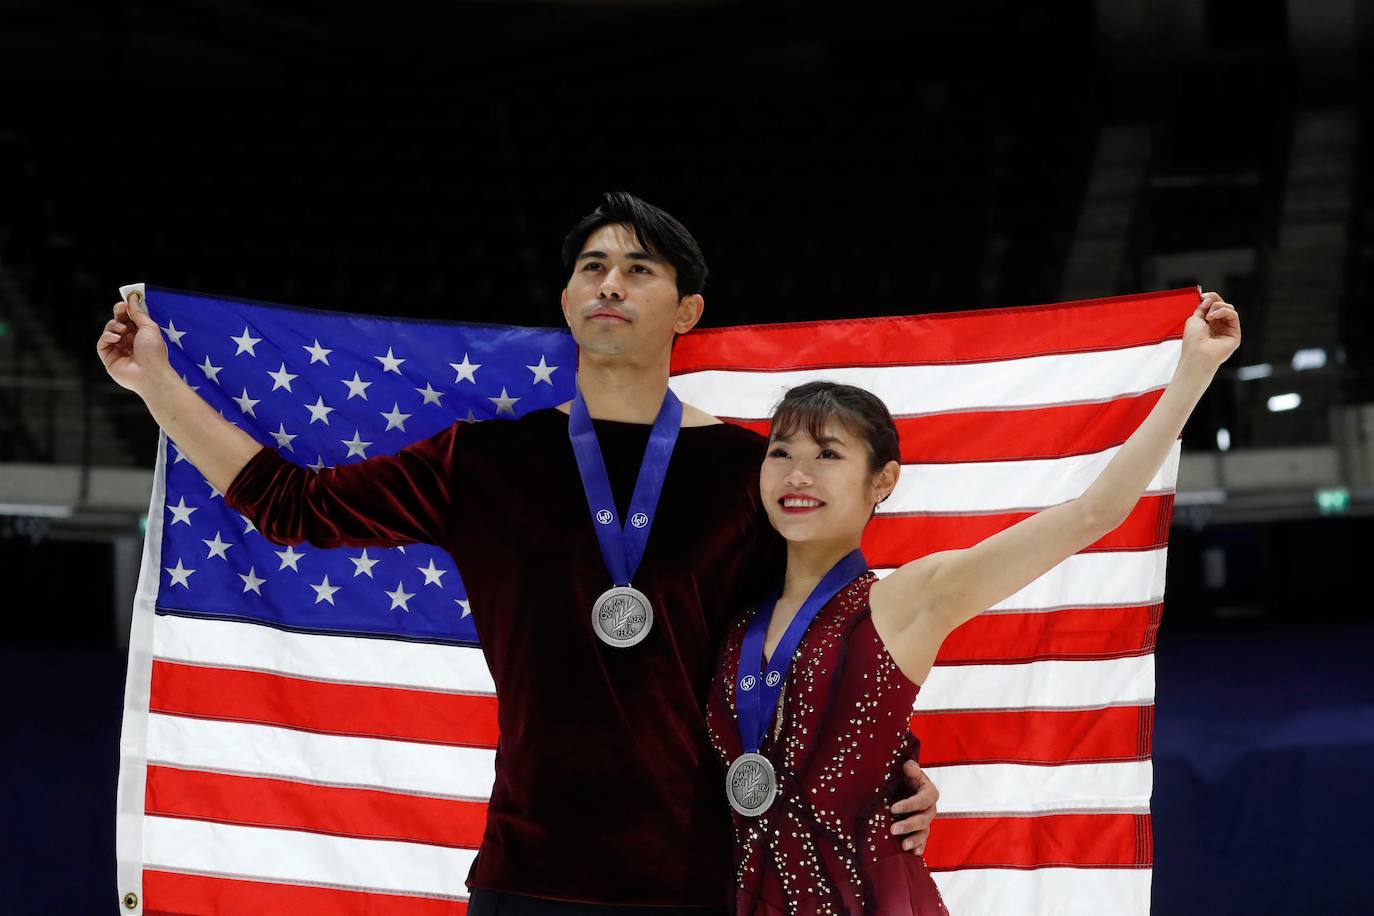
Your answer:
770;381;901;478
561;191;708;299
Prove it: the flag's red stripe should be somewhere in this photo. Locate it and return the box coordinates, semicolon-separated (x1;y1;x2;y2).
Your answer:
914;705;1153;766
143;869;467;915
862;494;1172;567
149;660;499;747
144;765;488;848
729;389;1170;466
924;812;1153;870
672;288;1198;373
934;604;1162;665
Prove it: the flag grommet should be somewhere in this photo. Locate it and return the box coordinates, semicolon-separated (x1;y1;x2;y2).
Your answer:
123;891;138;910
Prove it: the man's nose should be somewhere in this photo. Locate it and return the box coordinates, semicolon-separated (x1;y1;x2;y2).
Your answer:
598;268;626;300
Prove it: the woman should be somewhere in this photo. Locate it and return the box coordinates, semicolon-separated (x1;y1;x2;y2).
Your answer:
706;292;1241;914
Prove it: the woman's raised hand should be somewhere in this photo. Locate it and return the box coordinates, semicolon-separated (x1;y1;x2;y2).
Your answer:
1181;290;1241;369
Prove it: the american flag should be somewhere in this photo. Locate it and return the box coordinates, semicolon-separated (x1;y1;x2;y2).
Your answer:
116;284;1193;914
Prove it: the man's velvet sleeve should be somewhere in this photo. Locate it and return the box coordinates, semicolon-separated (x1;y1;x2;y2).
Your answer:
223;420;471;549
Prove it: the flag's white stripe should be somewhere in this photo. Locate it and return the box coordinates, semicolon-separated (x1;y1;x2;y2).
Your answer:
146;710;1152;815
873;547;1169;614
146;714;495;800
878;439;1179;515
930;867;1151;916
923;760;1152;815
153;614;495;695
669;338;1181;420
915;655;1155;711
143;816;474;900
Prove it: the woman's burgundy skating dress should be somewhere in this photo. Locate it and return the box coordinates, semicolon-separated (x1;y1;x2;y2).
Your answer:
706;571;950;915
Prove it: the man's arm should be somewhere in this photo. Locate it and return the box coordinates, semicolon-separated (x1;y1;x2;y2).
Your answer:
98;290;465;549
891;759;939;855
98;290;263;494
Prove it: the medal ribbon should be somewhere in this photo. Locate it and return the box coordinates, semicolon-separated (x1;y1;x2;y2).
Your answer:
735;549;869;755
568;380;683;589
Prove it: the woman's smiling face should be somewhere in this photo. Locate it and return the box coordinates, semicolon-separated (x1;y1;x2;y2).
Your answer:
760;418;897;545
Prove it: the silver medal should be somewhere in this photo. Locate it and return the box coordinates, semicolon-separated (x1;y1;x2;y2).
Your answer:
592;585;653;648
726;752;778;817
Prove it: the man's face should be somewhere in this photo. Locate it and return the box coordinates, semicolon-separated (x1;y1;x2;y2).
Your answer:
560;223;703;361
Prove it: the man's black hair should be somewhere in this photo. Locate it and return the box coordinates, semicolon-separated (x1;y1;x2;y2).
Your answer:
561;191;708;299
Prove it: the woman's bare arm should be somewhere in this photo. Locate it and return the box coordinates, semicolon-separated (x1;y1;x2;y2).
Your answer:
872;292;1240;684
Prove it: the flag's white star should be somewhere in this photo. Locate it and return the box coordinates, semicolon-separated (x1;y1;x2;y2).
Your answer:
416;381;444;406
178;372;200;393
230;326;262;356
198;355;223;384
395;545;407;554
167;497;197;526
165;558;195;588
417;558;447;587
489;387;519;416
307;454;329;473
310;574;340;605
450;354;480;384
385;581;415;612
270;422;297;452
342;371;372;400
456;598;471;618
275;544;304;571
349;549;380;578
239;566;266;595
341;429;372;459
303;338;333;365
527;355;558;385
464;408;478;423
161;321;187;349
267;362;299;393
232;387;260;417
375;347;406;374
205;480;222;500
380;402;412;432
304;395;335;425
169;442;188;464
239;513;257;535
203;532;232;560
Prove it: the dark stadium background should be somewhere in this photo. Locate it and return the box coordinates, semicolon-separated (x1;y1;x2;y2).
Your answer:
2;1;1371;912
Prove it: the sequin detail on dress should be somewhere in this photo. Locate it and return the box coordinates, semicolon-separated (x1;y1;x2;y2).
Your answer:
707;572;950;915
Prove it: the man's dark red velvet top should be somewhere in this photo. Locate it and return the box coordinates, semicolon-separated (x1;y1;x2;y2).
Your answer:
224;406;787;906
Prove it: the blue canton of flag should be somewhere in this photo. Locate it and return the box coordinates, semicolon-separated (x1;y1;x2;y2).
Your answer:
148;286;579;646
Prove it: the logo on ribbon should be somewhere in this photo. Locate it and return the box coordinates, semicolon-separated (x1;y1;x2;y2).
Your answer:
596;509;614;525
740;674;757;692
765;671;781;687
630;512;649;529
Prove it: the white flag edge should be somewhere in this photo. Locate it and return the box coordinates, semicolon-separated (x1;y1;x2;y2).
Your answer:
114;282;154;915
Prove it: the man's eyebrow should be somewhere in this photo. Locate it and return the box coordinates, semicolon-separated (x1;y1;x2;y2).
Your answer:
577;249;663;263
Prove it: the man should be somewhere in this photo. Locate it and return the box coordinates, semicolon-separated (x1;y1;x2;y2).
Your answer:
96;191;939;914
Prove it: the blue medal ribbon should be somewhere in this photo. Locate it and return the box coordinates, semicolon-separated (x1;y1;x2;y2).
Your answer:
567;380;683;590
735;549;869;755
